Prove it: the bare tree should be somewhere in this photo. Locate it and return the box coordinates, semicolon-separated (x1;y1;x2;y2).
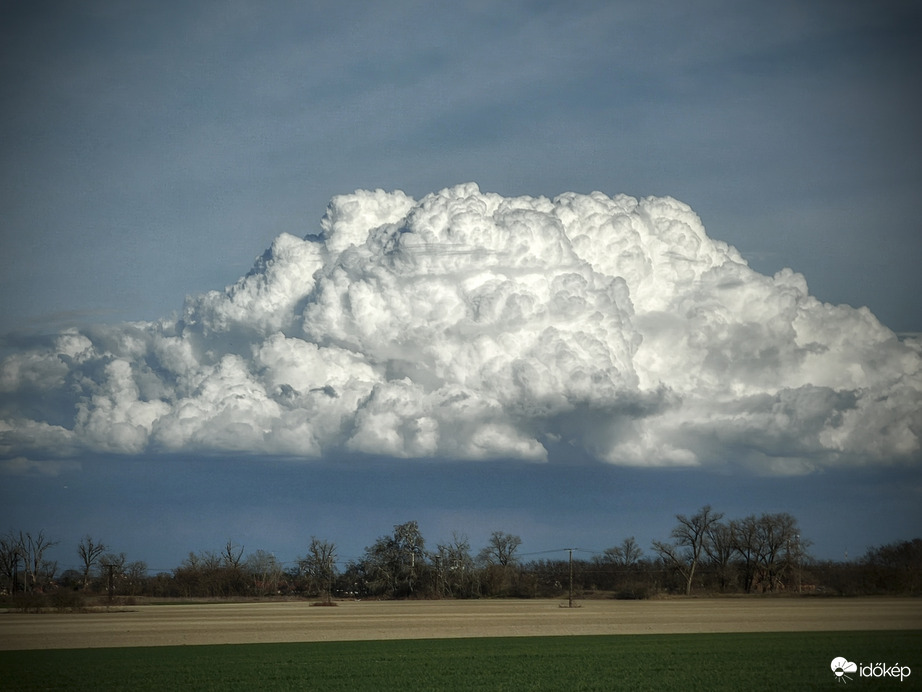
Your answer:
478;531;522;567
99;551;127;574
477;531;524;597
363;521;426;598
123;561;149;596
652;505;724;595
172;552;203;598
434;532;477;598
602;537;644;568
298;537;337;601
755;512;802;592
245;550;282;596
16;530;58;592
732;513;807;592
703;521;736;592
221;540;245;569
0;532;20;594
862;538;922;594
731;516;761;593
77;535;107;590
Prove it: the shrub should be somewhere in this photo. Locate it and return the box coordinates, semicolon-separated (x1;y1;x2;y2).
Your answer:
11;592;46;613
614;585;649;600
51;589;87;612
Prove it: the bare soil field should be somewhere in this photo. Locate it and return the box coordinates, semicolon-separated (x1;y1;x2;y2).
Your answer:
1;597;920;651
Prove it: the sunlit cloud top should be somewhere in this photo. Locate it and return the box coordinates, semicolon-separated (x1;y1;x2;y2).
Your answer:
2;184;920;474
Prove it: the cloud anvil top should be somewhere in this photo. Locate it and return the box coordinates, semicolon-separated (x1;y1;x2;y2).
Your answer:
1;184;919;474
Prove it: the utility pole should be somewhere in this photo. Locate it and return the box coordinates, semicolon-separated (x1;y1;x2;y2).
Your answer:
568;548;574;608
102;563;116;605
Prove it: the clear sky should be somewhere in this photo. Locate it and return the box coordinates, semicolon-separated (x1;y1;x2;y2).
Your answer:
1;1;921;574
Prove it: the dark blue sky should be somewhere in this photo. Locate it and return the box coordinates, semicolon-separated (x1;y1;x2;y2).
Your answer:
2;1;920;335
6;454;921;571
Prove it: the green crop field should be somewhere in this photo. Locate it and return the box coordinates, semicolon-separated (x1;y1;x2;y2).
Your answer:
1;630;918;691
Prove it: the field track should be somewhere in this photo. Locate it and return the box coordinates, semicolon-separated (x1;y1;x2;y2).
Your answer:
1;597;920;650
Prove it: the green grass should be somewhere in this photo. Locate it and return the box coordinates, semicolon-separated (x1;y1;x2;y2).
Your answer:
1;631;918;691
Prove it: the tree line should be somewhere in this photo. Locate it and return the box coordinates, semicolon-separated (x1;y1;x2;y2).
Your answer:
2;507;919;607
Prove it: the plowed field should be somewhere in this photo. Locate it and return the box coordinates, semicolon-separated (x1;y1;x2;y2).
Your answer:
2;597;919;650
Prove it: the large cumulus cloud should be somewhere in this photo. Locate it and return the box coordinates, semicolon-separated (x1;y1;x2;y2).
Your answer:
2;184;920;473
